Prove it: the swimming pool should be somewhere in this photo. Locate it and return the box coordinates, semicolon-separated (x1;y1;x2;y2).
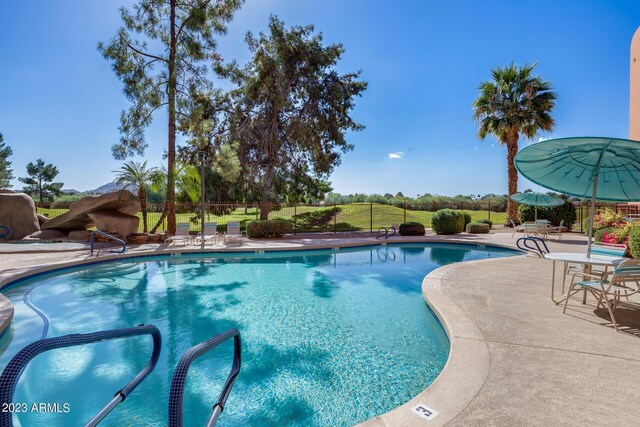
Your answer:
0;243;516;426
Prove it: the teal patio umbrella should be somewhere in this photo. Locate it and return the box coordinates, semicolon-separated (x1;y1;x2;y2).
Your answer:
509;192;564;221
514;137;640;257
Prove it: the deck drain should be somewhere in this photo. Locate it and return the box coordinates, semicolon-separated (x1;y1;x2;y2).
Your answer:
411;404;438;421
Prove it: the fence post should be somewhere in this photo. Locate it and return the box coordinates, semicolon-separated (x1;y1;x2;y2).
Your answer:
488;201;491;221
403;202;407;223
334;203;337;234
461;201;464;212
579;202;583;234
294;205;297;235
370;203;373;233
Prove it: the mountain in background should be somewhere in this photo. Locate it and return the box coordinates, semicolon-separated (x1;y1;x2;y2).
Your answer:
83;182;137;194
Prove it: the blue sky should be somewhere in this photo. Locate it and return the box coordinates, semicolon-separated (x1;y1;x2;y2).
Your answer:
1;0;639;196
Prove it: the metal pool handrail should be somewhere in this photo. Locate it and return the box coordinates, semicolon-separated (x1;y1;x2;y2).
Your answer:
0;325;162;427
516;236;550;257
376;226;397;239
90;229;126;256
168;328;242;427
0;226;9;238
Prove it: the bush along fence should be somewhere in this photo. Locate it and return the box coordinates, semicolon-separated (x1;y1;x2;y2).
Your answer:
36;201;507;234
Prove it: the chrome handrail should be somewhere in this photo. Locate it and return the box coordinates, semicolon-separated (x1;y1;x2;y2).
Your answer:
0;325;162;427
168;328;242;427
90;230;126;256
516;236;550;257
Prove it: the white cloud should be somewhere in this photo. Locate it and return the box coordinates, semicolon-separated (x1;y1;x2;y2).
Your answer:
538;137;549;142
388;151;404;159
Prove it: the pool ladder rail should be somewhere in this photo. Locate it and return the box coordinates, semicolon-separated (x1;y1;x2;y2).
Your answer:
516;236;550;258
0;326;242;427
376;225;397;240
90;229;126;256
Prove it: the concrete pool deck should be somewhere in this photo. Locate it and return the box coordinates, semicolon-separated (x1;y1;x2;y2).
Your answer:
0;230;639;426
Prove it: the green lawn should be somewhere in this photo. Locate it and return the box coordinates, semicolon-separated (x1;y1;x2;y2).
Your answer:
37;203;506;233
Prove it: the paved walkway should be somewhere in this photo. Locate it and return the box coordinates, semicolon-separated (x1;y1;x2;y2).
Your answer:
0;230;638;426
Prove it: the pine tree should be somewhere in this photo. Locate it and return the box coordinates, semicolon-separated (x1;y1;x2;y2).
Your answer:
19;159;64;202
99;0;243;233
0;133;14;189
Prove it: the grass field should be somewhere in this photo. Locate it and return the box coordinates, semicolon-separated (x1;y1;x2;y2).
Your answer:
36;203;507;233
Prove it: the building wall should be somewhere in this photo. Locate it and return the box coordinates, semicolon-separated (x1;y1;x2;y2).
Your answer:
631;27;640;140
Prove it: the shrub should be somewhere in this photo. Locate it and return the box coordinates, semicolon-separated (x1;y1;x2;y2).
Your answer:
466;222;490;234
518;201;577;231
246;219;291;238
477;219;493;228
582;208;626;235
431;209;465;235
399;222;425;236
462;212;472;228
594;227;615;243
629;226;640;258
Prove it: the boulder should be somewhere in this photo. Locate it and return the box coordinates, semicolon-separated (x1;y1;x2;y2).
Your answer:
36;214;49;226
88;210;139;240
0;193;40;239
68;230;90;241
26;229;67;241
42;190;140;232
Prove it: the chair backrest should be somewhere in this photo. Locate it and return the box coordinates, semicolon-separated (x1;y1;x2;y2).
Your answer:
558;220;564;228
227;222;240;235
535;219;550;224
590;242;627;257
203;222;217;235
612;259;640;287
176;223;191;236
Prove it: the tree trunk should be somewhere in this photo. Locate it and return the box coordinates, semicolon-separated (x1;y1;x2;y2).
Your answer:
259;170;274;220
166;0;177;234
506;131;519;221
151;201;169;233
139;186;148;233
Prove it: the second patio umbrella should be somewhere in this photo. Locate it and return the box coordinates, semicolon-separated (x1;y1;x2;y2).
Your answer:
509;192;564;221
514;137;640;256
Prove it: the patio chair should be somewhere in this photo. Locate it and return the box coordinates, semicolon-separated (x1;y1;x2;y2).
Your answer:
510;220;525;238
563;258;640;332
546;220;565;239
165;223;192;246
194;222;218;245
523;222;543;238
223;222;244;244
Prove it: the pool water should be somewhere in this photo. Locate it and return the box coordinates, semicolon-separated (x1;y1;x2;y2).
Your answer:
0;243;516;426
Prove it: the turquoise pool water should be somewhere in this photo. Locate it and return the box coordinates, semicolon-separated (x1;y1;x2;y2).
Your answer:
0;243;516;426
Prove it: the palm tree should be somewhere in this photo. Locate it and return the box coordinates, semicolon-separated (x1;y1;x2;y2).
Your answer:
113;160;157;233
473;63;557;221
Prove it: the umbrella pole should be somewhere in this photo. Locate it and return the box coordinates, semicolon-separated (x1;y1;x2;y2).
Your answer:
586;177;598;258
535;206;538;221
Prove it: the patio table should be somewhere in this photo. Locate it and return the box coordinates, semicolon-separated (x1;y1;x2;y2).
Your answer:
544;252;626;304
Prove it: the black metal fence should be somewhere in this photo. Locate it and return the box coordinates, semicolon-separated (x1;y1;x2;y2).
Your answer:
35;200;637;234
36;202;507;234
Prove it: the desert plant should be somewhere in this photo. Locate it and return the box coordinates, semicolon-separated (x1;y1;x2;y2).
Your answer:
246;219;292;238
431;209;465;235
519;201;576;231
466;222;490;234
594;227;615;243
399;222;425;236
629;226;640;258
582;208;626;235
462;212;472;228
477;219;493;228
